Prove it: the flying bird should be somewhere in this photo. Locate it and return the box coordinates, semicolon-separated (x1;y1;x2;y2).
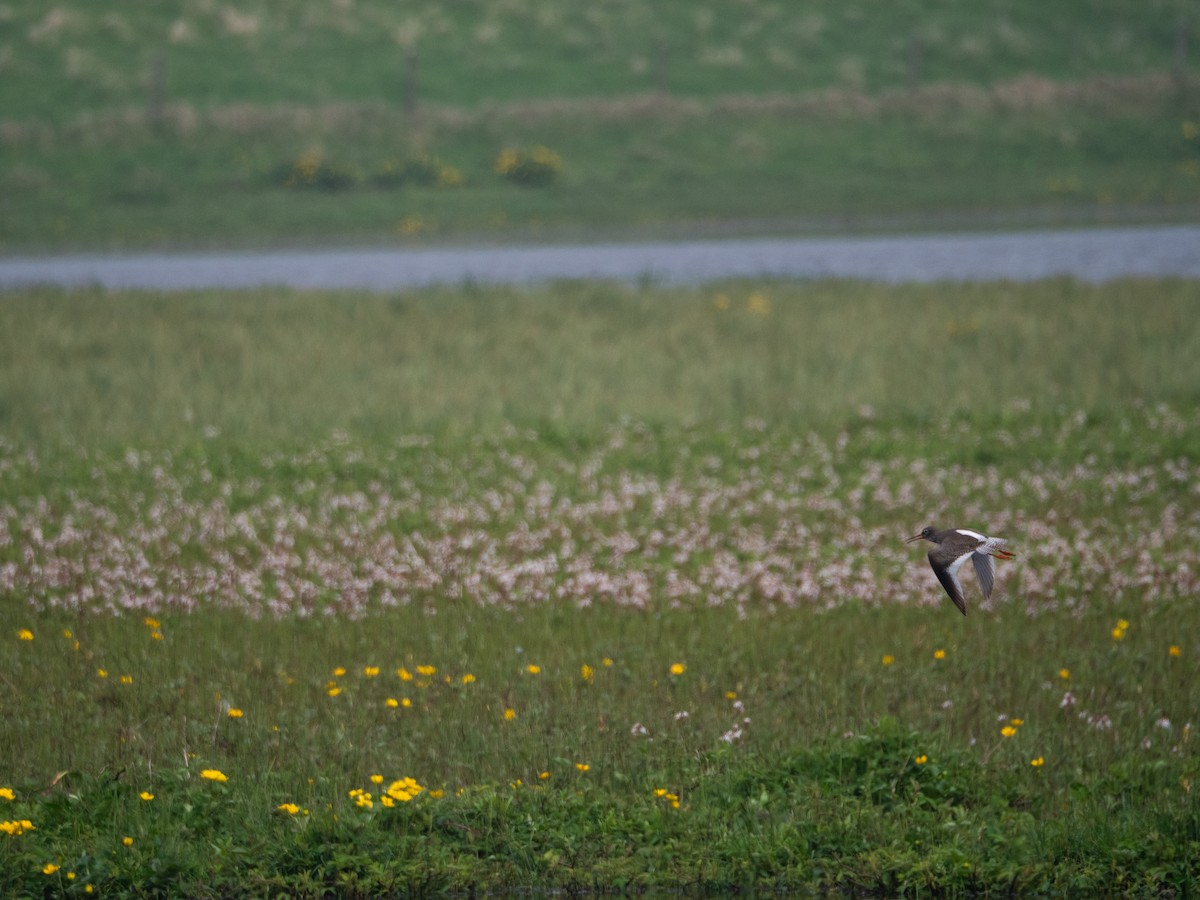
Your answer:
905;526;1015;615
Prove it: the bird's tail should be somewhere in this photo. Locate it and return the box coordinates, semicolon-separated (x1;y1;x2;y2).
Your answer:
981;537;1015;560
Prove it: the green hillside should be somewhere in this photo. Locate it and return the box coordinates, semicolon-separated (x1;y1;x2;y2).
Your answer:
1;1;1197;249
1;1;1192;118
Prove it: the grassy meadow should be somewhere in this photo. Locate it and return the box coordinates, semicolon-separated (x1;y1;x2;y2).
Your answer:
2;0;1200;249
1;280;1199;895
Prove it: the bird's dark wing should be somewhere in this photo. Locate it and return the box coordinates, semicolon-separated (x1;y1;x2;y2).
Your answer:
930;555;968;615
972;551;996;601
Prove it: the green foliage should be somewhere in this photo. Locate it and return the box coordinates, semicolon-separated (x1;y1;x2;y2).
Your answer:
274;152;361;191
373;155;464;188
495;146;563;186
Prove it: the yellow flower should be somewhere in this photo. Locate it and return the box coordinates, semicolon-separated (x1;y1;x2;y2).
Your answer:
17;629;33;641
539;771;550;780
327;686;342;697
386;778;423;802
370;774;383;785
416;665;437;677
363;666;380;678
669;662;686;676
1117;619;1130;631
746;292;771;316
385;697;399;708
380;795;395;808
725;691;737;700
277;803;300;815
581;664;595;683
62;629;73;639
654;788;680;808
914;755;928;765
1001;726;1017;738
602;657;613;667
396;667;412;681
428;789;444;799
461;673;476;684
97;668;108;679
933;649;946;660
332;666;346;677
67;872;75;880
1059;668;1070;680
122;836;134;847
1169;645;1181;657
150;631;164;641
575;763;589;773
401;697;412;708
119;675;133;685
525;664;541;675
1111;626;1126;640
0;788;14;801
1011;718;1024;726
43;863;59;875
1030;756;1045;767
504;707;516;721
200;769;228;783
139;791;154;801
882;655;895;666
227;708;244;719
143;617;160;628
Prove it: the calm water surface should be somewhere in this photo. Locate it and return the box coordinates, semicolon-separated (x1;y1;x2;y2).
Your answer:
1;225;1197;291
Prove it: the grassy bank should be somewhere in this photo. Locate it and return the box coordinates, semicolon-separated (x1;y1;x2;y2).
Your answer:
3;76;1199;249
3;0;1199;250
1;1;1191;119
1;280;1198;894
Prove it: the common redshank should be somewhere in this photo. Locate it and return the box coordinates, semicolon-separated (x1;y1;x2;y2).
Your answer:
905;526;1015;615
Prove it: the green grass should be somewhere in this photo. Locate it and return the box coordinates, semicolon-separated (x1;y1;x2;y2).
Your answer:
3;80;1199;250
1;281;1198;894
3;278;1199;447
2;0;1199;249
0;1;1191;119
2;603;1197;895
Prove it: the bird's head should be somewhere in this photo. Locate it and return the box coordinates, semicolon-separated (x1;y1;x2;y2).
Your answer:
905;526;938;544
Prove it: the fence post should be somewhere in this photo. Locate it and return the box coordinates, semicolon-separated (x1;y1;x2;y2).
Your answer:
148;51;167;126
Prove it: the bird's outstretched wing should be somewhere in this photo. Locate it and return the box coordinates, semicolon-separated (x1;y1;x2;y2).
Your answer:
930;555;968;615
971;551;996;600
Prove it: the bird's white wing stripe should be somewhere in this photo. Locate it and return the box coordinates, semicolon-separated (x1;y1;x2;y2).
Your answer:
956;528;986;540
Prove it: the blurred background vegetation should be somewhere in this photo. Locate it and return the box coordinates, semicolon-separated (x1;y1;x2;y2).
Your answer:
1;0;1198;249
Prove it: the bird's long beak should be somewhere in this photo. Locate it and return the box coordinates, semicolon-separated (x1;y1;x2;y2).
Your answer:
905;533;923;544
